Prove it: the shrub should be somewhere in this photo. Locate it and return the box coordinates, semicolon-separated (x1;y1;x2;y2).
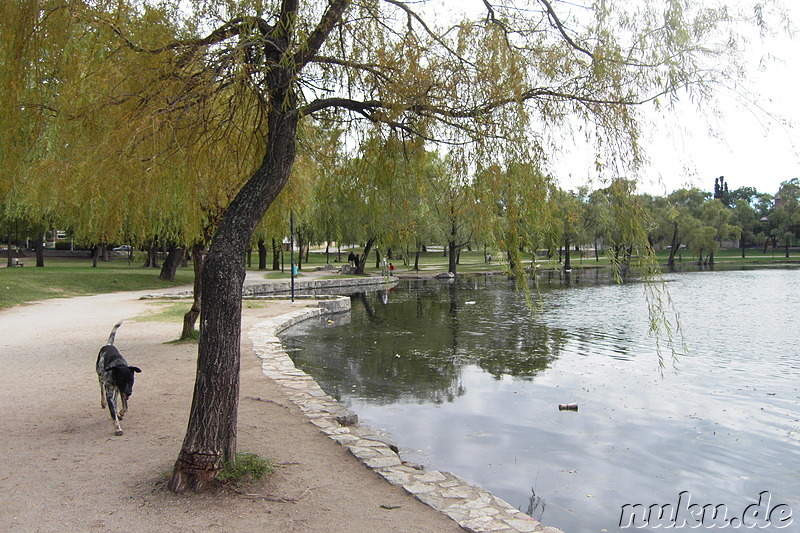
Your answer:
217;453;274;485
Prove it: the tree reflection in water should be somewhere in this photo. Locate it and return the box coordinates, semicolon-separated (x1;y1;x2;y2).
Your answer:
280;276;592;406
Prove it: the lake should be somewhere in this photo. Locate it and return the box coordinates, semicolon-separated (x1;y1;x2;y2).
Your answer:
279;268;800;532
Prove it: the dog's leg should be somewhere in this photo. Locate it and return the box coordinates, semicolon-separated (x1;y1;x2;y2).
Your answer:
106;388;123;436
119;394;128;419
99;379;107;409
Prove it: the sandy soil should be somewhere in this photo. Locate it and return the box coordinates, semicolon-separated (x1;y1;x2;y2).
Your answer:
0;289;464;533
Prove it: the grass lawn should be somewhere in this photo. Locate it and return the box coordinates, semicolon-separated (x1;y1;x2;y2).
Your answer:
0;256;193;311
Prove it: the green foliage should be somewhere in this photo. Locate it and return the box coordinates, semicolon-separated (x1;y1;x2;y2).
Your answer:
217;453;274;485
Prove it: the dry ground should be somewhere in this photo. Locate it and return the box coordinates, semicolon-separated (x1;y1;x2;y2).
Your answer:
0;289;464;533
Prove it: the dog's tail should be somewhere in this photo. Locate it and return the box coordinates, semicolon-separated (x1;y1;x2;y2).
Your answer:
106;321;123;346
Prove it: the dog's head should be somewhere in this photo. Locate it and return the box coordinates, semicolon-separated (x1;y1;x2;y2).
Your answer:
108;365;142;399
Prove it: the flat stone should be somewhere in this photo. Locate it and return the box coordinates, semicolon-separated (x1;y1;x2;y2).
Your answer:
502;517;543;533
441;486;479;499
442;506;469;522
415;491;446;509
403;482;436;495
348;446;381;460
376;468;411;486
329;434;359;445
468;506;500;518
364;456;402;468
412;470;447;484
462;515;513;532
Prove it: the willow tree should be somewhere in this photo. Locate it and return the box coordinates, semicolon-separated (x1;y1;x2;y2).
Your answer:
2;0;779;491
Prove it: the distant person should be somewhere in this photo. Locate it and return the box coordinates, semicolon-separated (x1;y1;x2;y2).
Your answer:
389;262;395;274
348;251;356;266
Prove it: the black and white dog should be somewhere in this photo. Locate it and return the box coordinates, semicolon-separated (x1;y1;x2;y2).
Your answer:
96;321;141;435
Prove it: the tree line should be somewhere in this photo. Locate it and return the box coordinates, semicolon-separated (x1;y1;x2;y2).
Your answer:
4;162;798;275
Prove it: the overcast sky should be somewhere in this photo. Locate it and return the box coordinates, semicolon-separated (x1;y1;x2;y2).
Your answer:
434;0;798;197
552;1;800;197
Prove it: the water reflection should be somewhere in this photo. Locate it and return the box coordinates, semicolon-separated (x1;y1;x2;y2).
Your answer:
280;269;800;533
282;277;572;405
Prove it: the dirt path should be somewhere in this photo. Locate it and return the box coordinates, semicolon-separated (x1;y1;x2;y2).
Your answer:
0;290;464;533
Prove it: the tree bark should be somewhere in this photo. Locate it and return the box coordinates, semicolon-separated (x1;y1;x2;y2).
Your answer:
168;89;299;492
297;233;304;271
34;232;45;267
563;237;571;270
257;240;268;270
160;244;184;281
144;241;160;268
181;243;206;340
667;222;679;268
355;236;376;274
271;238;281;270
448;239;458;274
6;229;12;267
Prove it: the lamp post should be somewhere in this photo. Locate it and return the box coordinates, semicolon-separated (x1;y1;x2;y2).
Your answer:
290;211;295;302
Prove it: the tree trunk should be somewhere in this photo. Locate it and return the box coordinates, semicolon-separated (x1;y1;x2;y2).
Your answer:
181;243;206;340
448;239;458;274
414;246;420;272
34;232;45;267
563;237;571;270
356;236;376;274
257;240;268;270
92;245;100;267
271;238;281;270
144;242;160;268
168;89;299;493
667;222;679;268
297;234;304;271
6;229;12;267
160;244;184;281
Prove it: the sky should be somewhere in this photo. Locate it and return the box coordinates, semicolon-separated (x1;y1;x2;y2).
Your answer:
558;29;800;197
553;1;800;197
437;0;800;197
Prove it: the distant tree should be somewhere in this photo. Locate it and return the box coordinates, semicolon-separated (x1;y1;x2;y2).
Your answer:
730;198;759;257
663;188;709;268
772;179;800;257
698;199;737;264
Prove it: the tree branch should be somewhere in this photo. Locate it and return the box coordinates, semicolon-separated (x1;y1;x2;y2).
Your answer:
110;16;275;55
537;0;595;60
294;0;350;70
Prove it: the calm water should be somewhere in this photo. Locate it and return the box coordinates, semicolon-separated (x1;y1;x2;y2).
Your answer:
280;269;800;532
